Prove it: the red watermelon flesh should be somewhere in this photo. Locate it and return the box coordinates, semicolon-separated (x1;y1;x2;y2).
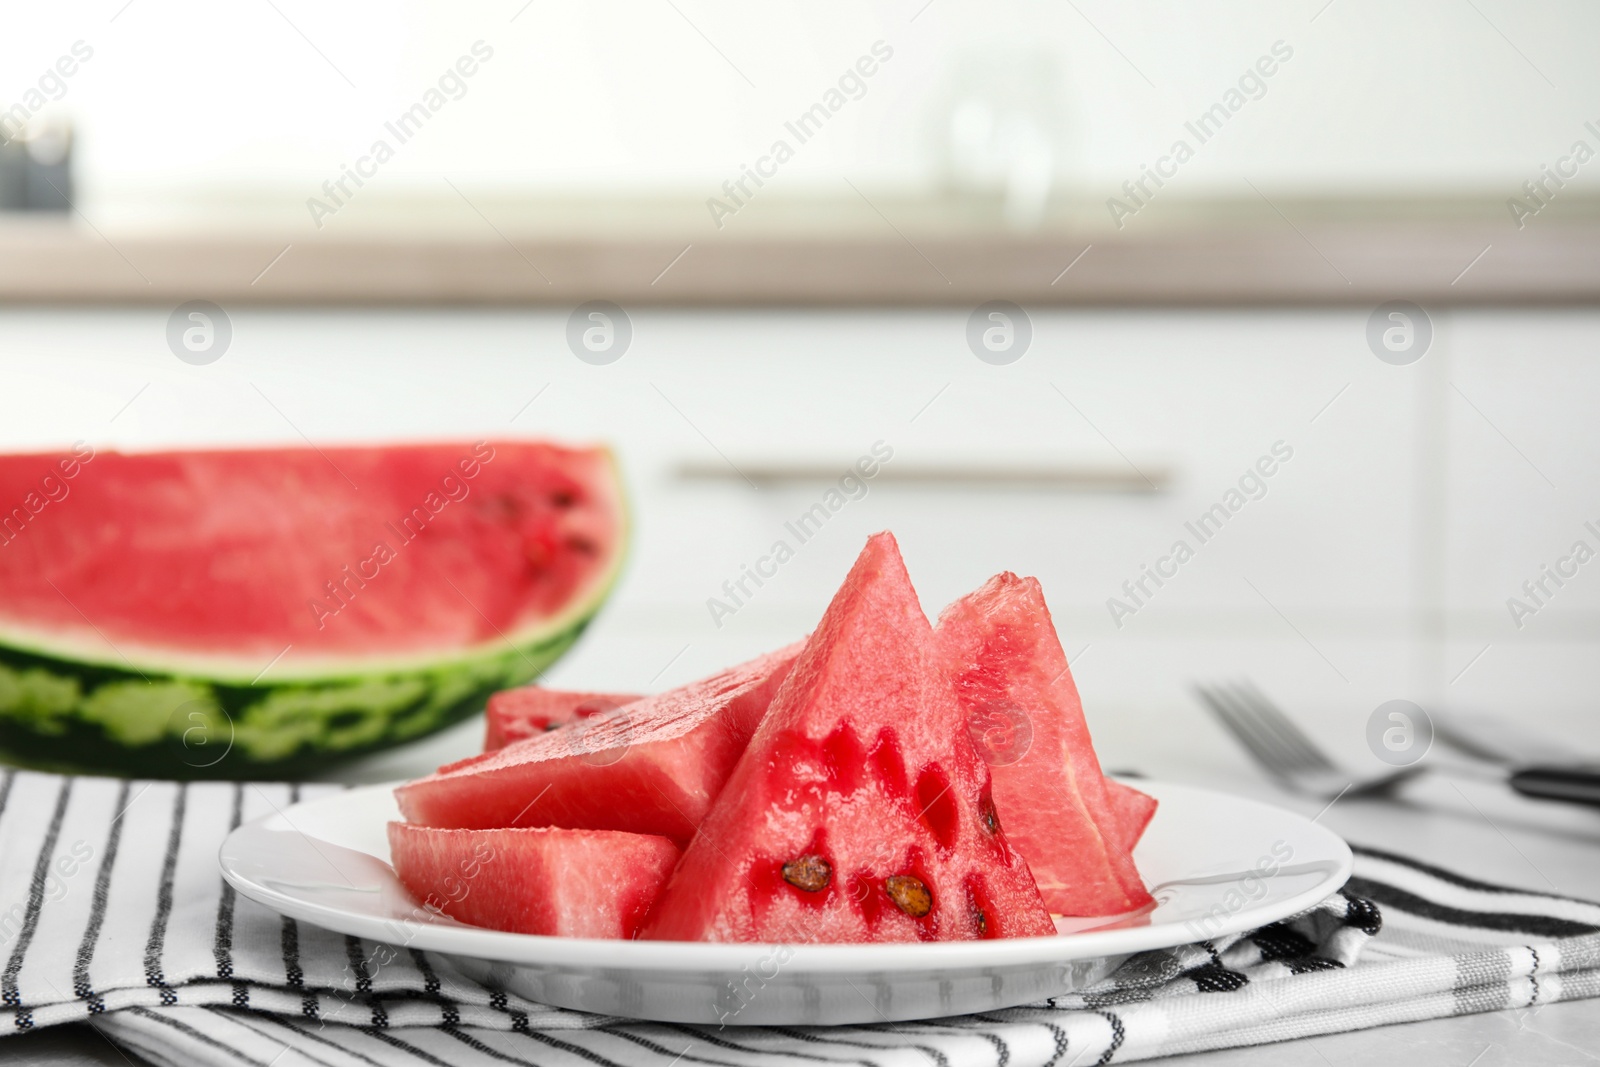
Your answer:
0;442;624;674
937;572;1152;916
485;689;641;751
396;643;801;845
387;823;679;938
641;533;1057;944
1104;778;1158;855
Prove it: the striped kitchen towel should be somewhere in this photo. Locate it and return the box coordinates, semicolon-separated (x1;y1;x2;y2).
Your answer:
2;770;1598;1066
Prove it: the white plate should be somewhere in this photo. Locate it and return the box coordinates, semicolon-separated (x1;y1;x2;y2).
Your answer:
219;778;1350;1025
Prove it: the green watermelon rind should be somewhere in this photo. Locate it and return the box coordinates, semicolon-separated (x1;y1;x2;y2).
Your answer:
0;619;591;779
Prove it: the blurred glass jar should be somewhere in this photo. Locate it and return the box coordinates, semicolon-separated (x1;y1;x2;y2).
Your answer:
932;49;1072;231
0;113;74;212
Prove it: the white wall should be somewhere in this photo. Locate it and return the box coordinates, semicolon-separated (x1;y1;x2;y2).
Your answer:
4;0;1599;217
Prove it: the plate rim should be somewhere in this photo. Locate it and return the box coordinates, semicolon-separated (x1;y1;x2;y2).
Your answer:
220;776;1352;972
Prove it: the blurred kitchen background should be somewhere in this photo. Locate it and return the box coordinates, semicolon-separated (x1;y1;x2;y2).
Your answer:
2;0;1597;782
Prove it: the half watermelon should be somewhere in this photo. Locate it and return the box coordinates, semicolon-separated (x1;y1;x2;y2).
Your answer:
0;441;626;777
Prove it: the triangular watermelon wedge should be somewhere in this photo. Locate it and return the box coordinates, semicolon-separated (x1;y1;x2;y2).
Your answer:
937;572;1152;915
1104;777;1158;854
395;643;799;844
641;533;1057;943
484;688;641;750
388;823;679;938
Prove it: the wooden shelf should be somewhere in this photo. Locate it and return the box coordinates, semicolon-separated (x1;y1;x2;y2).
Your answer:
2;203;1596;306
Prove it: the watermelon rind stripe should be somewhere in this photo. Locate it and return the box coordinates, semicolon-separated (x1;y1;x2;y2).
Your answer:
0;618;591;779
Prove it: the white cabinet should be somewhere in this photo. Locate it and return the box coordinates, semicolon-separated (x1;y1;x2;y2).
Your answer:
0;306;1592;732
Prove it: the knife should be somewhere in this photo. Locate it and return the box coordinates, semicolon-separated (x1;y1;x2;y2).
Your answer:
1432;711;1600;808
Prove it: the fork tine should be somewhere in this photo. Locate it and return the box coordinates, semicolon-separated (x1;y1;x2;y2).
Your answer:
1213;682;1309;775
1234;682;1339;773
1193;685;1245;747
1194;684;1295;778
1221;682;1316;772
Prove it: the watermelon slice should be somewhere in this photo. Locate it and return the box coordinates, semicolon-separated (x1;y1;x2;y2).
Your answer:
387;823;679;938
396;643;800;844
1104;778;1158;854
937;572;1152;916
0;441;626;777
485;688;641;750
641;533;1057;943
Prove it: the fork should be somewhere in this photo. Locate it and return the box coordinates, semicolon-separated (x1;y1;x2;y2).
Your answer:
1194;681;1426;800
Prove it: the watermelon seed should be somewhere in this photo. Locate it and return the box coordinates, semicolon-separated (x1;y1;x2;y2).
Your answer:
973;904;988;936
782;855;832;893
885;875;932;918
981;803;999;835
485;492;523;520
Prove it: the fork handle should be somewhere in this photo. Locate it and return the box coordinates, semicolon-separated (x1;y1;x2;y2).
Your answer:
1508;765;1600;808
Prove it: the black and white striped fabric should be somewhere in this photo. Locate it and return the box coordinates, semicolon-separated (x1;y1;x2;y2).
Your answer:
3;771;1598;1066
